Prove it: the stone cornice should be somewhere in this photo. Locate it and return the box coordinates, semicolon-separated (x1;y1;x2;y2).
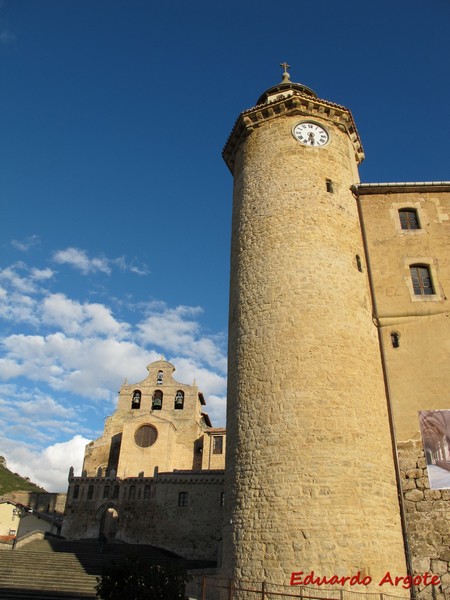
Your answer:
223;92;364;173
353;182;450;195
156;471;225;484
69;469;225;485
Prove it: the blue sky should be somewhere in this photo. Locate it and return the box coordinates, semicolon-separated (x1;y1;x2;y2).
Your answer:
1;0;449;491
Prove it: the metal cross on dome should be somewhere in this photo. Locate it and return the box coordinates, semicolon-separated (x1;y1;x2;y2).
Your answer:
280;62;291;81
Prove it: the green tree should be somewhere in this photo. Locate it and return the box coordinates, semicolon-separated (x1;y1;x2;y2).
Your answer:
96;556;189;600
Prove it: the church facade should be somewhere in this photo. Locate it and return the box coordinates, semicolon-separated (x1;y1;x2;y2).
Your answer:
62;360;226;560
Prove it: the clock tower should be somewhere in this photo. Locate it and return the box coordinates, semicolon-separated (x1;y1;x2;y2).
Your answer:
222;67;407;585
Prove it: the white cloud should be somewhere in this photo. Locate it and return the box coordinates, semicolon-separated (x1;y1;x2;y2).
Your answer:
138;305;227;373
0;264;53;323
110;256;149;275
138;306;201;349
129;264;150;276
11;235;40;252
0;264;38;293
169;355;226;396
41;293;129;338
30;268;54;281
53;247;111;275
0;332;152;400
0;293;227;414
0;385;86;438
0;290;39;325
17;396;77;419
82;303;130;337
138;305;204;347
52;247;149;277
0;358;24;378
0;253;228;489
2;435;90;492
41;294;84;333
201;394;226;427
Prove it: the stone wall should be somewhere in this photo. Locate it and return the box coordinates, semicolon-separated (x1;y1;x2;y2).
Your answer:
222;91;407;585
62;470;224;560
399;441;450;590
2;491;66;515
359;186;450;593
358;188;450;441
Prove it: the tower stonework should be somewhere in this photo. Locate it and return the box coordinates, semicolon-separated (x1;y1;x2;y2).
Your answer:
222;74;407;585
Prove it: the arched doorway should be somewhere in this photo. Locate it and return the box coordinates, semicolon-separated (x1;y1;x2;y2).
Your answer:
98;505;119;540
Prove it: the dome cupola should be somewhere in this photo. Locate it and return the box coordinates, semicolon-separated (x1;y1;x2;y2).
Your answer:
256;62;317;105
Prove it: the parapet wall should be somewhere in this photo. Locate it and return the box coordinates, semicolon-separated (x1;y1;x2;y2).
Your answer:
63;470;224;560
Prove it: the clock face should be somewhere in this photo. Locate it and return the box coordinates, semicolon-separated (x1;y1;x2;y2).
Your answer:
293;122;329;147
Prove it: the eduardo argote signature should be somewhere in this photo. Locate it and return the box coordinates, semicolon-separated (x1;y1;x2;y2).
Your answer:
290;570;441;590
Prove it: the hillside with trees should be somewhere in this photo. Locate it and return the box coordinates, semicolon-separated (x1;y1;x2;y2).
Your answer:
0;457;46;495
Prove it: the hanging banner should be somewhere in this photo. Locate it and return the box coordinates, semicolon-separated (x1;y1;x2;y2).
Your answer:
419;410;450;489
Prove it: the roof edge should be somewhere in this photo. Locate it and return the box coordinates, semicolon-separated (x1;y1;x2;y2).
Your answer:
223;92;364;173
353;182;450;195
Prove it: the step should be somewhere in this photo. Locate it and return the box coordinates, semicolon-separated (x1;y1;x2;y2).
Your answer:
0;550;99;598
0;588;96;600
0;541;211;599
0;574;97;590
0;582;96;592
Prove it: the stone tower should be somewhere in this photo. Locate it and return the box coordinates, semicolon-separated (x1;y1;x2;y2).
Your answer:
222;68;407;586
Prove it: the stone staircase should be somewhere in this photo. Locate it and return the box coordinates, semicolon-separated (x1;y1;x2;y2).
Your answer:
0;537;214;599
0;541;99;599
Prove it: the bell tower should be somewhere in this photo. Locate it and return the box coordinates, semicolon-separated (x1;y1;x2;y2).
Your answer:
222;66;407;585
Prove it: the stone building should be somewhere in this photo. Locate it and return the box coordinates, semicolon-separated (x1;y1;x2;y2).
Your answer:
356;183;450;587
62;359;226;560
221;68;450;591
63;69;450;590
0;500;62;543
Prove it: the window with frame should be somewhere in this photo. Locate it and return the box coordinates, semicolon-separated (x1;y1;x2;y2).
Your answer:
87;485;94;500
129;485;136;501
73;485;80;499
103;485;110;499
178;492;188;507
410;265;434;295
135;424;158;447
213;436;223;454
399;208;420;230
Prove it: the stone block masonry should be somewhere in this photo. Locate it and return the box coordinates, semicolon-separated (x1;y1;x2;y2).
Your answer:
399;441;450;590
63;470;224;560
222;81;407;586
